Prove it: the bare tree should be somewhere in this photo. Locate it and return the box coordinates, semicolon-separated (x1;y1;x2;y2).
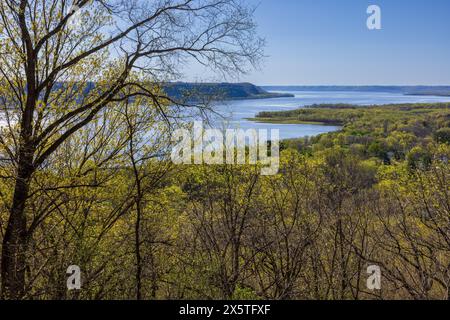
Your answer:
121;91;174;300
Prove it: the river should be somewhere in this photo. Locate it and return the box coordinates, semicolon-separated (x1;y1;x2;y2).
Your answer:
211;90;450;140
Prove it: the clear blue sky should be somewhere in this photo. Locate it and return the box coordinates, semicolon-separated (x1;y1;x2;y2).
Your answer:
184;0;450;85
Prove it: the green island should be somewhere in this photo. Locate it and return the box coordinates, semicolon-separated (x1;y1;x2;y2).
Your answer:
251;103;450;164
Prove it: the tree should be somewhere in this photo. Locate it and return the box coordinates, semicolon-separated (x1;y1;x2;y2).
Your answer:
178;164;260;299
250;150;322;299
0;0;262;299
434;128;450;145
121;90;174;299
371;158;450;299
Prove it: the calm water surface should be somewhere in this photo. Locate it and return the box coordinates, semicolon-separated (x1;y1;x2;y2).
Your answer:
212;90;450;140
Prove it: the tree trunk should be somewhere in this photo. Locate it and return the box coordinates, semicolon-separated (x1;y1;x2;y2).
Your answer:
135;196;143;301
1;150;34;299
2;3;37;298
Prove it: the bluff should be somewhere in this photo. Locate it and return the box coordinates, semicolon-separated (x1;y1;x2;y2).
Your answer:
162;82;294;100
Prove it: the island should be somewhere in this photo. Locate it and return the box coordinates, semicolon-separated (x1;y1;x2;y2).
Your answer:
249;103;450;162
249;102;450;127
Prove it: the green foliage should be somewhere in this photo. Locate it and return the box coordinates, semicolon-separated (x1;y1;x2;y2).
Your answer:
434;127;450;144
260;103;449;165
407;146;432;171
1;100;449;300
232;286;260;300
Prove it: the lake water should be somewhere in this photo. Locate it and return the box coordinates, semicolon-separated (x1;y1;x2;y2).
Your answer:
2;90;450;141
212;90;450;140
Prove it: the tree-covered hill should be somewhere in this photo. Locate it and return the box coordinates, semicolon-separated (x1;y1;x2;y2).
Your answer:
162;82;294;101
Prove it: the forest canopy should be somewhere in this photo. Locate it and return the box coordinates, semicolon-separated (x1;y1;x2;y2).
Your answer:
0;0;449;301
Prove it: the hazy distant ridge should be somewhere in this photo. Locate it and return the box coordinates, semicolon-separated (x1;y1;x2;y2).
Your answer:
262;86;450;96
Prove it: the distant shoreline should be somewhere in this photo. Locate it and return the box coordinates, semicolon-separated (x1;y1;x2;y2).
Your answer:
261;85;450;97
245;117;339;126
221;92;294;100
405;93;450;97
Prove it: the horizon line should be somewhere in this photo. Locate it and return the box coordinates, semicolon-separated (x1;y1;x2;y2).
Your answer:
255;84;450;87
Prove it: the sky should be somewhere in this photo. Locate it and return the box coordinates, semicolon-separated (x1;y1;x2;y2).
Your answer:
183;0;450;86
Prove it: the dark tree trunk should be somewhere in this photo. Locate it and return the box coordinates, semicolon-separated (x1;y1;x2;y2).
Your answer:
1;149;34;299
2;0;38;298
135;196;143;301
